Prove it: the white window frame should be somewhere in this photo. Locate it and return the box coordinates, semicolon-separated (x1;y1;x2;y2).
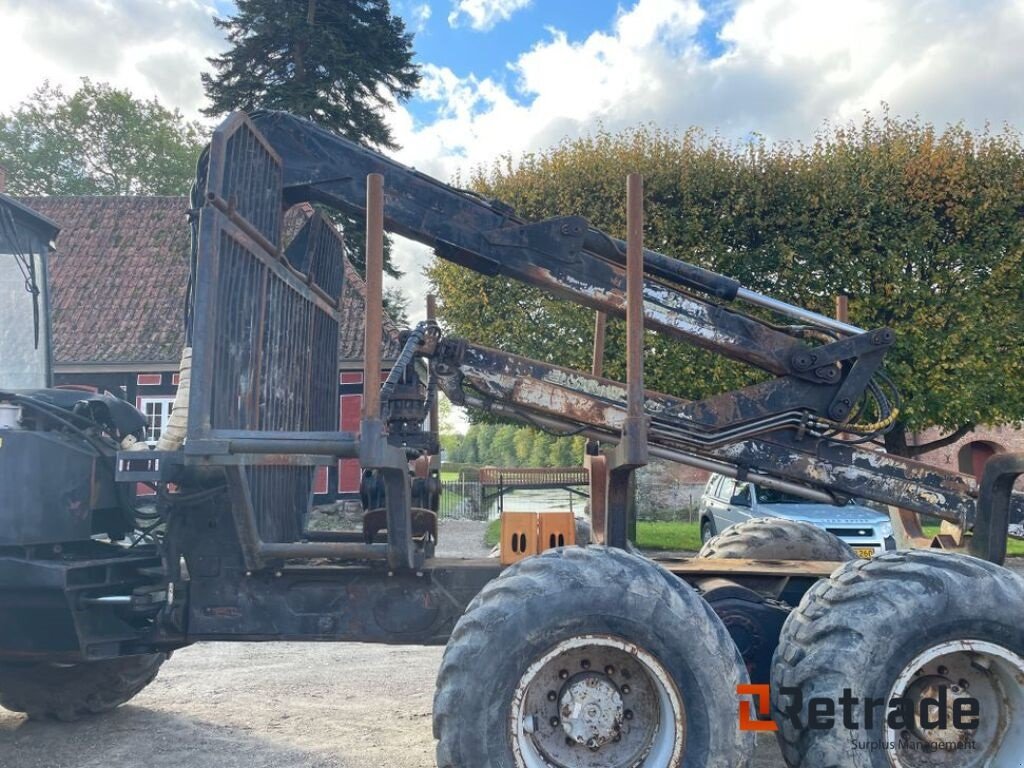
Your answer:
138;396;175;446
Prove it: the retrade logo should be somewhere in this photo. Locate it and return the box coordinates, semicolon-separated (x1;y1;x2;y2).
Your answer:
737;684;777;731
737;684;981;736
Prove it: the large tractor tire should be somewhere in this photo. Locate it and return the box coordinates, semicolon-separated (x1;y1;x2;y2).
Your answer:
0;653;165;721
699;518;856;562
771;550;1024;767
574;515;592;546
433;546;753;767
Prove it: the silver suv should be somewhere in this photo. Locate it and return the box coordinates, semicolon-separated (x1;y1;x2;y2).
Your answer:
698;473;896;558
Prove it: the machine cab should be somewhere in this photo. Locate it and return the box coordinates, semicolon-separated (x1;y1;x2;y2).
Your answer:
0;193;58;392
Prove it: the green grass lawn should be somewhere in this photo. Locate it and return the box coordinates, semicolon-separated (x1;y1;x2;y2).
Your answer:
921;525;1024;557
635;521;703;551
484;519;1024;557
485;519;501;547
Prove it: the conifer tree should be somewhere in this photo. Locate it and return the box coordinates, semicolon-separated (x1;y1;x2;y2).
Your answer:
203;0;418;149
202;0;420;276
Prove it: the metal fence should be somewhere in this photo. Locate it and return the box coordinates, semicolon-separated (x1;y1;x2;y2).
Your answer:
439;479;484;520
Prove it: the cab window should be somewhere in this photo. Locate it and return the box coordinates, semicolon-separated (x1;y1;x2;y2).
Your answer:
731;482;752;507
705;475;722;498
717;478;735;502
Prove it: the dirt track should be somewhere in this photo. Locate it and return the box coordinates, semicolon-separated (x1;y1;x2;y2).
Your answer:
0;641;780;767
3;551;1022;768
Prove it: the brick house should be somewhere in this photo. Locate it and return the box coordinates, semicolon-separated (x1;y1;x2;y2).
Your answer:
912;426;1024;483
17;195;401;503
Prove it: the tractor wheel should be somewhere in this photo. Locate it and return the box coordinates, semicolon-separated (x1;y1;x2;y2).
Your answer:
574;515;592;546
771;550;1024;767
698;518;856;562
700;517;717;545
433;546;753;767
0;653;165;721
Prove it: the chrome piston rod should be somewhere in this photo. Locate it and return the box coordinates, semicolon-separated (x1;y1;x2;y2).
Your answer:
735;287;865;336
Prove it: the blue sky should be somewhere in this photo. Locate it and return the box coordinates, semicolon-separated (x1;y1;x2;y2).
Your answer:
400;0;732;125
3;0;1023;316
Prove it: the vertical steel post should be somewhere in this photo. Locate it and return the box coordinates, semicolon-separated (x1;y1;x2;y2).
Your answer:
427;293;440;456
625;173;644;419
358;172;416;571
835;294;849;324
586;311;609;541
362;173;384;421
605;173;649;548
591;311;607;378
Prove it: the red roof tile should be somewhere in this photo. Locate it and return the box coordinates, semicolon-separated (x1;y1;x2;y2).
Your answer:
19;196;401;366
21;196;191;365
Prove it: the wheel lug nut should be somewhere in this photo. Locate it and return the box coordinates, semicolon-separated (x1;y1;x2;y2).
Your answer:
937;665;949;676
581;659;590;669
958;679;969;689
624;710;633;720
621;684;631;695
604;665;615;675
550;717;560;727
547;690;557;701
559;669;569;679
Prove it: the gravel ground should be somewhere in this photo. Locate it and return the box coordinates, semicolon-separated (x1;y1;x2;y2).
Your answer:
2;534;1022;768
434;519;491;558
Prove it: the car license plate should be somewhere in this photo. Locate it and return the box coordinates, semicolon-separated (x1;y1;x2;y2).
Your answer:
854;547;875;559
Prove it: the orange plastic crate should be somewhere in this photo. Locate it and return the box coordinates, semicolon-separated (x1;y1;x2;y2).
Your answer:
499;510;575;565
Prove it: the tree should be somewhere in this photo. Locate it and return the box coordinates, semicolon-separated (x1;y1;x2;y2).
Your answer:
513;427;535;465
547;436;577;467
0;80;205;196
436;393;459;436
527;432;556;467
459;430;480;464
383;286;410;327
202;0;418;150
430;115;1024;457
491;425;518;466
202;0;421;277
442;423;582;467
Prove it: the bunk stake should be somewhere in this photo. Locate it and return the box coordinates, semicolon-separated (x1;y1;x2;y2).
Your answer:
605;173;650;549
363;173;384;420
591;311;607;377
358;172;417;571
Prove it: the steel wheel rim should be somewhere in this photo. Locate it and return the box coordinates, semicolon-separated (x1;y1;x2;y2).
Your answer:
885;639;1024;767
510;634;685;768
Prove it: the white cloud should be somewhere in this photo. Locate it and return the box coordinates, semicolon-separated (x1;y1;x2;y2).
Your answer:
410;2;433;33
3;0;1022;320
392;0;1024;179
0;0;224;118
386;0;1024;311
448;0;532;31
